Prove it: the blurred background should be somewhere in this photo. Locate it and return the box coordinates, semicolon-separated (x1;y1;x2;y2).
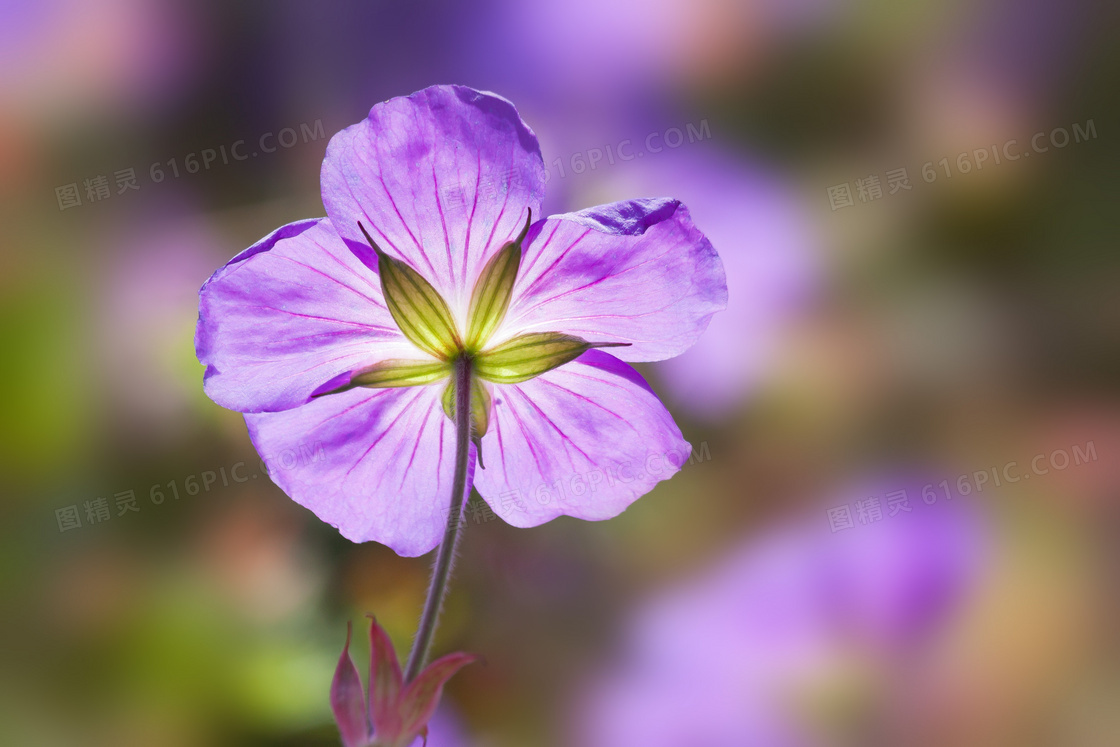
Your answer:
1;0;1117;745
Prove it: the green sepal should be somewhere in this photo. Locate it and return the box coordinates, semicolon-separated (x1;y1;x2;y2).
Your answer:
474;333;629;384
314;359;451;397
464;210;531;351
360;222;462;360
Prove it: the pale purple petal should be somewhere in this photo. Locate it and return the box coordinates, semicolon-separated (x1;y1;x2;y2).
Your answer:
321;84;547;322
817;490;984;648
244;384;476;557
577;679;800;747
495;198;726;362
406;706;470;747
594;150;819;419
196;218;421;414
473;350;688;526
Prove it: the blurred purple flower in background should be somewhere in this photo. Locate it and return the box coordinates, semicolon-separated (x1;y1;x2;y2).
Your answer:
467;0;843;103
0;0;197;118
575;488;985;747
459;0;824;422
98;210;225;437
593;149;820;420
195;85;727;555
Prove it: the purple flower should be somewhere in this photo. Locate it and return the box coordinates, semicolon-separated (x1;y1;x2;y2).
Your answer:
196;85;726;556
575;492;985;746
331;617;475;747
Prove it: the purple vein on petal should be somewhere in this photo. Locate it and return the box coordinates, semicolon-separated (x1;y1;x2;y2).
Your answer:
537;377;640;436
436;416;446;492
434;418;443;481
366;143;439;278
519;220;562;279
382;391;428;479
236;304;393;332
562;367;651;398
337;155;408;263
400;397;435;492
479;138;519;263
264;330;388;346
287;245;390;310
492;406;509;483
343;387;429;480
270;253;386;309
506;397;549;481
513;237;672;323
429;136;455;290
518;228;593;300
238;349;380;386
230;338;380;367
316;389;391;429
463;150;482;283
506;283;683;337
513;386;594;466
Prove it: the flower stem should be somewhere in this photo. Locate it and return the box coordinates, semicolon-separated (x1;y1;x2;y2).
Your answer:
403;355;473;682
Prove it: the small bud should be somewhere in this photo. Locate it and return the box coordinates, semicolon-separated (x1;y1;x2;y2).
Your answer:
441;375;492;441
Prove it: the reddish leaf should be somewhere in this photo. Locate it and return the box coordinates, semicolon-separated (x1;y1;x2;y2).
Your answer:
367;615;405;739
331;622;370;747
397;652;478;738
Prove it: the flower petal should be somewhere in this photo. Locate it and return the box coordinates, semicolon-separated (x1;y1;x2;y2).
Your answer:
321;84;546;322
496;198;727;362
602;151;820;419
331;622;370;747
243;384;476;556
473;350;689;526
196;218;421;413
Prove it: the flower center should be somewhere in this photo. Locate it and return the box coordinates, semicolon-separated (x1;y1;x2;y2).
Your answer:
317;214;627;448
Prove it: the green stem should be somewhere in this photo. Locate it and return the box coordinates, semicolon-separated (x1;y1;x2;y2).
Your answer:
403;355;473;682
